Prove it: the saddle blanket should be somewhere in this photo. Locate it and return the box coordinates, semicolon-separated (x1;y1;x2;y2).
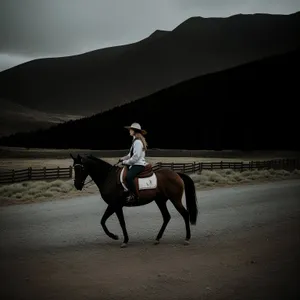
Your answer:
120;168;157;191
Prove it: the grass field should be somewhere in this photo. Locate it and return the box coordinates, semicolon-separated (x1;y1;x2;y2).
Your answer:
1;147;299;171
1;168;299;206
1;147;299;206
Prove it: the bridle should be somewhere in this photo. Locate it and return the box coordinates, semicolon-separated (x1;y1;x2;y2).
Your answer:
73;161;123;189
73;163;94;188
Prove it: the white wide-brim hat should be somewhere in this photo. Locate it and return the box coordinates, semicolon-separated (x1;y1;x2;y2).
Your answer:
124;122;147;135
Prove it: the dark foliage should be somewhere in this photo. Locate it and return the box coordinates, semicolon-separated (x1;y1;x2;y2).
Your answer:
0;49;299;150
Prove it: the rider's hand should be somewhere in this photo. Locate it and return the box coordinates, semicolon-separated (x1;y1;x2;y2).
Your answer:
118;158;123;163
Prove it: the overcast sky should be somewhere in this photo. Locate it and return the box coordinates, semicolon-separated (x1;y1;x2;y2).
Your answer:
0;0;299;72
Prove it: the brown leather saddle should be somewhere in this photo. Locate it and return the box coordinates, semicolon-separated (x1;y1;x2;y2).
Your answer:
117;164;155;196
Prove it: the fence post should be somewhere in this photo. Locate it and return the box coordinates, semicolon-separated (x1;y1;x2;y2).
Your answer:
199;162;203;173
220;161;223;169
28;167;32;180
192;162;196;173
69;166;73;178
43;167;46;179
57;166;60;178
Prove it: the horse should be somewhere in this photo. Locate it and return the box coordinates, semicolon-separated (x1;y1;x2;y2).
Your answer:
70;153;198;248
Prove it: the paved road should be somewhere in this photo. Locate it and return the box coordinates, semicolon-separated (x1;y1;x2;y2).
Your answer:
1;179;300;300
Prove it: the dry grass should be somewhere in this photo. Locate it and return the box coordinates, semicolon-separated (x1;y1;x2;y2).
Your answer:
1;168;299;206
190;168;300;188
0;179;79;205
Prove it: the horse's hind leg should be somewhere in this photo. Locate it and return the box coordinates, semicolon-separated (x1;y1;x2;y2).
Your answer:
154;198;171;245
170;196;191;245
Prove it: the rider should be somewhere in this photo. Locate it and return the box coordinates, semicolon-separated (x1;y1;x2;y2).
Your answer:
119;122;148;203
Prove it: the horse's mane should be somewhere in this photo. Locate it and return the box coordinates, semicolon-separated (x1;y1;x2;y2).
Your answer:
86;154;112;167
77;154;115;183
87;154;101;162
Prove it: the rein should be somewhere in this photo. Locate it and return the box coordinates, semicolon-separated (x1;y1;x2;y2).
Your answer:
73;163;94;189
82;178;94;188
111;161;122;172
74;161;121;189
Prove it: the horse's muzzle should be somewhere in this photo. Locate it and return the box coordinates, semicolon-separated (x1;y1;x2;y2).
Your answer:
74;180;84;191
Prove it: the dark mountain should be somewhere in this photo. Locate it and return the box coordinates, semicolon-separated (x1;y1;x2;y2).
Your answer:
0;48;299;151
0;12;299;115
0;98;83;137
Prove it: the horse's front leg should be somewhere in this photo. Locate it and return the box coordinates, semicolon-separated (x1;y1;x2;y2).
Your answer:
100;204;119;240
115;206;129;248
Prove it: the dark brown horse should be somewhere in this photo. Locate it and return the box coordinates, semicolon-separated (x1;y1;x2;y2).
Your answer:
70;154;198;248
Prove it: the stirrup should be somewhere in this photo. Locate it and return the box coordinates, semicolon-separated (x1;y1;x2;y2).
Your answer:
126;193;137;203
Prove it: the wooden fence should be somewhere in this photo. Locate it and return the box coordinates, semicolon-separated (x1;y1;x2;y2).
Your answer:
0;158;299;184
154;158;300;173
0;166;73;184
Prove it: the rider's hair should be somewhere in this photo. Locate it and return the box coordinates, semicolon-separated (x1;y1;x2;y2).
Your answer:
134;132;148;151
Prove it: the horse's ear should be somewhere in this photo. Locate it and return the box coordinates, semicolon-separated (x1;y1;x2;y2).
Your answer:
70;153;74;159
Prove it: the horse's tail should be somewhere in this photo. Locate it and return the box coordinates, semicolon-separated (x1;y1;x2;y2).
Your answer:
177;172;198;225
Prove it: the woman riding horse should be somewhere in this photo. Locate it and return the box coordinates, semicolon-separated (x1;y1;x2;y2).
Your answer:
119;122;148;203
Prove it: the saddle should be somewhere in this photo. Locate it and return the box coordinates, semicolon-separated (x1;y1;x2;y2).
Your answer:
123;164;153;179
118;164;157;196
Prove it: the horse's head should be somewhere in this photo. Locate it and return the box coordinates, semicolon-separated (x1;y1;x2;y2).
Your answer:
70;153;89;191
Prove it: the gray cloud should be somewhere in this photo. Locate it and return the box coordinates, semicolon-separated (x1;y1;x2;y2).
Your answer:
174;0;300;14
0;0;299;71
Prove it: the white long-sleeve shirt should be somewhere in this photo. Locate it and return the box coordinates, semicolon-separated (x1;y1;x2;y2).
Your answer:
122;138;147;167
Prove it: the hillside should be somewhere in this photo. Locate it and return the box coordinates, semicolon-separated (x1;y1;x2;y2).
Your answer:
0;48;299;151
0;98;82;137
0;12;299;115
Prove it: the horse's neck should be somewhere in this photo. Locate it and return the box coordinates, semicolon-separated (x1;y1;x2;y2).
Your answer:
86;159;114;188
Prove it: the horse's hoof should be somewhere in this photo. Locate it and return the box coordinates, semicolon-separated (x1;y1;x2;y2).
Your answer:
154;240;160;245
112;235;119;240
184;240;190;246
120;243;127;248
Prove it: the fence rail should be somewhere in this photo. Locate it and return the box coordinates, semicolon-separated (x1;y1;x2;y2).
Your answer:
154;158;300;173
0;166;73;184
0;158;299;184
